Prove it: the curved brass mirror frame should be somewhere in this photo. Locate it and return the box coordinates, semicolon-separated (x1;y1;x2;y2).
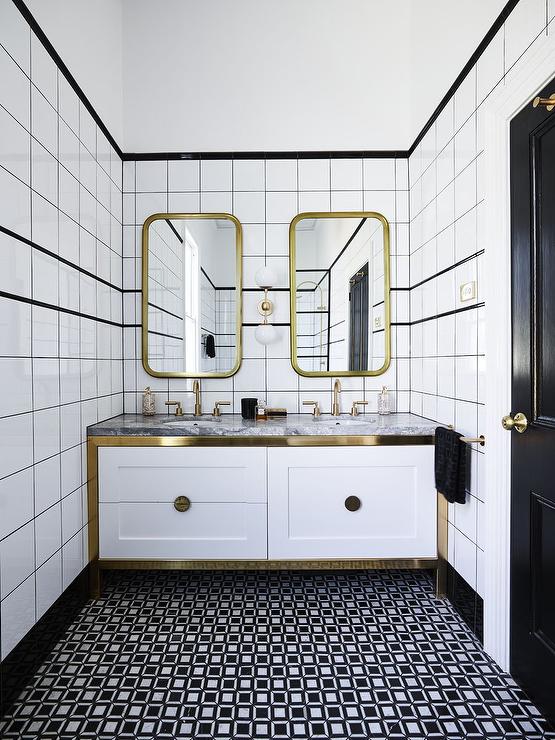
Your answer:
141;212;243;378
289;211;391;378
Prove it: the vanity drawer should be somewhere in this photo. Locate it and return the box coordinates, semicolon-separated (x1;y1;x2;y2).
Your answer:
267;446;436;559
98;446;266;504
99;501;267;559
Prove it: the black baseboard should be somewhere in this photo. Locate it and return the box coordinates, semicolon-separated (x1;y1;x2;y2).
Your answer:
446;563;484;642
0;567;90;717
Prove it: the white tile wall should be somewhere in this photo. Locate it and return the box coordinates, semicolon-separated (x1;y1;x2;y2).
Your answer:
0;0;548;658
408;2;550;598
122;157;410;415
0;0;123;660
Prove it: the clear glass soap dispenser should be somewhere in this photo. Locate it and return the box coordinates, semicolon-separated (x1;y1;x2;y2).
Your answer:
378;386;390;415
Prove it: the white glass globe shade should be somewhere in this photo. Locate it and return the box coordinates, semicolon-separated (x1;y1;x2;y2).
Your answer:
255;323;278;345
255;265;278;289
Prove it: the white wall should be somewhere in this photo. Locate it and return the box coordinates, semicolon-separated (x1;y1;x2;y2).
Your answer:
25;0;124;147
408;0;553;601
409;0;508;139
122;156;410;415
21;0;508;153
0;0;123;659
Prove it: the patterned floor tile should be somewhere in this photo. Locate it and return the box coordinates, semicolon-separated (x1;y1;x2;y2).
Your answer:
0;569;553;739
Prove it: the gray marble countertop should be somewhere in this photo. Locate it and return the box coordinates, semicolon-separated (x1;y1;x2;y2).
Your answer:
87;412;437;438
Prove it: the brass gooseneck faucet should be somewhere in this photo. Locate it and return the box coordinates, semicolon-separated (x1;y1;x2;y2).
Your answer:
193;379;202;416
332;379;341;416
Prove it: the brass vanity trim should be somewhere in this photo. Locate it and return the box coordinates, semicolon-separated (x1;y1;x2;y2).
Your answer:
141;212;243;379
87;434;446;599
289;211;391;378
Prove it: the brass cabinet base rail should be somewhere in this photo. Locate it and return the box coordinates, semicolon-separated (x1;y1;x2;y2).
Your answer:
98;558;438;571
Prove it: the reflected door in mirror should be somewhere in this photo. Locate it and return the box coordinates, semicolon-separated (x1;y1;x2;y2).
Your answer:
290;212;390;377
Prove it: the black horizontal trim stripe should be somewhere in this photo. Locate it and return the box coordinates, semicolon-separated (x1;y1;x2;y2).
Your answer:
11;0;123;158
0;289;123;328
148;302;183;321
124;150;406;162
0;225;123;293
411;301;484;326
147;329;183;341
242;322;290;327
408;0;520;155
165;219;183;243
11;0;522;165
410;250;485;290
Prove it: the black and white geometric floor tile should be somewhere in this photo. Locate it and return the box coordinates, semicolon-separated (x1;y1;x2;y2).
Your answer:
1;569;553;740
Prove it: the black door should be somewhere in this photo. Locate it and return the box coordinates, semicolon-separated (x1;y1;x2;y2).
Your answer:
349;263;369;371
510;77;555;724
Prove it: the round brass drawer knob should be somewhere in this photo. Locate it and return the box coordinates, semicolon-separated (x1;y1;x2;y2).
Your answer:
345;495;361;512
174;496;191;512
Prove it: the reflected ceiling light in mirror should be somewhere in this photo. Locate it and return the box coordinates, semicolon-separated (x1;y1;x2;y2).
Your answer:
255;265;278;345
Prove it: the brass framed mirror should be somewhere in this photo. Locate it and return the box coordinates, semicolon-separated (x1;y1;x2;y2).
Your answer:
142;213;242;378
289;211;391;377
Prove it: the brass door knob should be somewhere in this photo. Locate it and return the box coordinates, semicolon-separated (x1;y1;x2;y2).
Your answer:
174;496;191;512
345;495;361;512
501;412;528;433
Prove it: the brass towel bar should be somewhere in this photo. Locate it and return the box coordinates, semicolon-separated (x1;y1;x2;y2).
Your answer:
460;435;485;446
447;426;485;446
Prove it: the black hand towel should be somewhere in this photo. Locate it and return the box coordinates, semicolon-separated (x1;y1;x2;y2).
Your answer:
205;333;216;358
434;426;467;504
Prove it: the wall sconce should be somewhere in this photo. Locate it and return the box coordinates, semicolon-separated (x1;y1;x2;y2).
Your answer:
254;265;278;345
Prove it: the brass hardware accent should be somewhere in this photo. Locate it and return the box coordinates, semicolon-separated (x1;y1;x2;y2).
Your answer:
141;213;243;379
350;400;368;417
99;557;439;572
174;495;191;512
502;412;528;433
165;400;184;417
533;93;555;111
193;379;202;416
302;400;321;417
460;435;485;446
289;211;391;378
257;291;274;317
86;433;443;599
345;495;361;511
332;379;341;416
212;400;230;417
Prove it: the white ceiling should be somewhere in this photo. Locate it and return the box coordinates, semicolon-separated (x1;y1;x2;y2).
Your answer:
26;0;508;152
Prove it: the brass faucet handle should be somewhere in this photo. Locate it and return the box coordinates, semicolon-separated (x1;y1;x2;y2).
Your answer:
350;400;368;416
302;400;321;417
165;400;184;417
212;400;231;417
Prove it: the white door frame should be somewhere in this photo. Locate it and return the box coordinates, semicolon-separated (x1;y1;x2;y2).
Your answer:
483;30;555;671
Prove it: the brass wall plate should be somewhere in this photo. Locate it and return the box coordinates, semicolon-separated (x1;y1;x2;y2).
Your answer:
141;213;243;379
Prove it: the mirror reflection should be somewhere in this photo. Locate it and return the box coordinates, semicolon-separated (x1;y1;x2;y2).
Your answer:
290;212;390;376
142;214;241;377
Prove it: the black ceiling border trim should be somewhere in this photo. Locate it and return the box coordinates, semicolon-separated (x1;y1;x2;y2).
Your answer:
407;0;521;156
124;150;405;161
12;0;124;159
15;0;521;164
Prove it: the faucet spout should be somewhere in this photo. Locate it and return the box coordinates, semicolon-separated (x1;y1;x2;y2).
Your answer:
332;379;341;416
193;379;202;416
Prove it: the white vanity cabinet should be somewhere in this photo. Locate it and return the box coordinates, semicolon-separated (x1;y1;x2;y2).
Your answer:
98;446;267;559
267;446;436;559
95;442;437;564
